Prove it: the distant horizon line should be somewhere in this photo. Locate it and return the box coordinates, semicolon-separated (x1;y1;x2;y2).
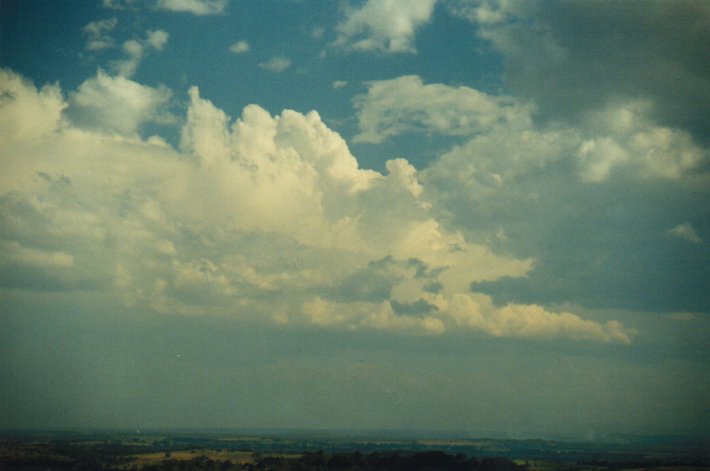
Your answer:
1;426;708;443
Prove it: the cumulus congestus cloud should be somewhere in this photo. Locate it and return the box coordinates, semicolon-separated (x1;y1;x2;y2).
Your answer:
0;69;634;343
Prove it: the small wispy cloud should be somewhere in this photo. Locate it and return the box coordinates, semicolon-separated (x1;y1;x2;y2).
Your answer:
146;29;169;50
83;17;118;51
311;26;325;40
111;29;169;77
229;40;250;54
259;56;291;73
156;0;228;15
101;0;137;10
667;223;702;243
670;312;697;322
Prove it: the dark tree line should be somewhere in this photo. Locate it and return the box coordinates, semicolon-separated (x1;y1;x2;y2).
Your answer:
251;450;522;471
134;451;526;471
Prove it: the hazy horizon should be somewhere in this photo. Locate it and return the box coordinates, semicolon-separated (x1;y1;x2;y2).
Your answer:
3;426;709;444
1;0;708;437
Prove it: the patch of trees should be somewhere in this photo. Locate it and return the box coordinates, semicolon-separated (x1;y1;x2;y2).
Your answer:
140;455;237;470
113;451;526;471
251;450;525;471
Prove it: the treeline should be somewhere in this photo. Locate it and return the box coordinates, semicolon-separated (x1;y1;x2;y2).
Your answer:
264;450;523;471
140;450;525;471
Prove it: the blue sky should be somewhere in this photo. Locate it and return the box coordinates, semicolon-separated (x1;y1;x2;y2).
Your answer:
1;0;709;437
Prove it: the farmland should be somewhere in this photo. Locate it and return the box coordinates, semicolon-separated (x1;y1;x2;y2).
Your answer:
1;430;708;470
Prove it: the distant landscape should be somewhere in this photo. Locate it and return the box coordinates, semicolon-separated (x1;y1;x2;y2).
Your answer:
2;430;708;470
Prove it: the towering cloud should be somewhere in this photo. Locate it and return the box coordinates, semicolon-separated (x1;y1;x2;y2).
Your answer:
0;69;634;343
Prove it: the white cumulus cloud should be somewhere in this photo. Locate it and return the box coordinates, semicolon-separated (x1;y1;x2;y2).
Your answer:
66;69;174;135
354;75;518;143
355;77;707;182
0;69;66;145
335;0;437;53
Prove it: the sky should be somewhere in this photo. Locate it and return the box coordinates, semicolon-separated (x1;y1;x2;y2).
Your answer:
0;0;709;438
